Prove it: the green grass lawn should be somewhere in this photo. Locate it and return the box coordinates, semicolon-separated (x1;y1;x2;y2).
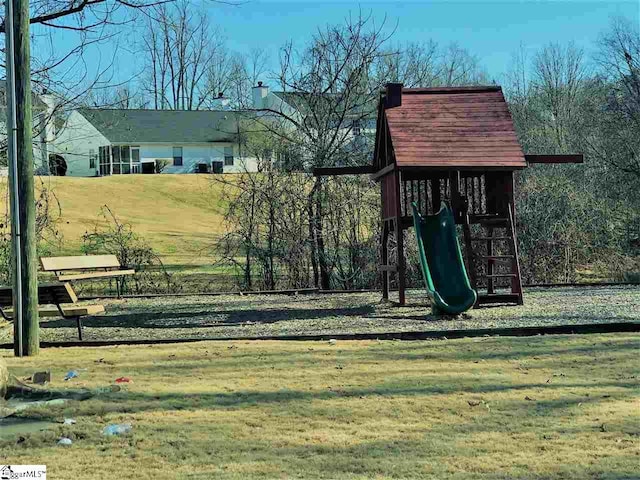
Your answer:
1;333;638;479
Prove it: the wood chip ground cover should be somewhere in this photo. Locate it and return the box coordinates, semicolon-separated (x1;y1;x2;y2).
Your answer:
1;286;638;343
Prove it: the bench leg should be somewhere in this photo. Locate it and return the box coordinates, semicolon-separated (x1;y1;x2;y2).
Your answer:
75;316;83;341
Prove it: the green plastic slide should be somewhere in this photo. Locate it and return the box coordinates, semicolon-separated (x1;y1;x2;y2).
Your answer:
411;202;477;315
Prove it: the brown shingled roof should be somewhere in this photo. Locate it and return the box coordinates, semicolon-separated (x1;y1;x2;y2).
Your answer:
385;86;526;169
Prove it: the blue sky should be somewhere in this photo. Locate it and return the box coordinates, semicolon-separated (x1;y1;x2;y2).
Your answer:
48;0;640;90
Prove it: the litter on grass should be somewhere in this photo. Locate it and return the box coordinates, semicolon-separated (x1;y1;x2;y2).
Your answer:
31;371;51;385
102;423;132;436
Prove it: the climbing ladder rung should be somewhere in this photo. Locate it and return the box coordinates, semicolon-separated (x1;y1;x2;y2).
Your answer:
475;293;522;305
481;255;514;260
471;217;509;226
470;237;511;241
485;273;517;278
379;265;398;272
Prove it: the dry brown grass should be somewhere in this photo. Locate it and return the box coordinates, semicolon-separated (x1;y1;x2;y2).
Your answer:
0;175;228;266
1;333;638;479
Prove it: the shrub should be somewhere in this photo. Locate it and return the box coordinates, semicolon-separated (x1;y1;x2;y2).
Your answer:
81;206;176;294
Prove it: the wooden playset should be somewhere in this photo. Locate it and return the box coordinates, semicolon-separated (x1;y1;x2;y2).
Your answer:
315;84;582;309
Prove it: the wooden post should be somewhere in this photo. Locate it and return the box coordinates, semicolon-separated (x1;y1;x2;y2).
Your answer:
381;220;389;301
10;0;39;355
394;172;406;305
395;218;406;305
430;177;440;213
487;227;495;294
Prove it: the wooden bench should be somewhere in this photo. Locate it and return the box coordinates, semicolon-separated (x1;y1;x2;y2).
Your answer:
0;283;105;340
40;255;135;296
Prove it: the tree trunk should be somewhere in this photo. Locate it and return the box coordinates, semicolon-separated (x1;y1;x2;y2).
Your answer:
307;190;319;288
310;177;331;290
315;187;331;290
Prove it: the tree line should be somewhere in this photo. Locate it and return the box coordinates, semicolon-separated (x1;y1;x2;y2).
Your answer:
1;2;636;290
213;15;639;290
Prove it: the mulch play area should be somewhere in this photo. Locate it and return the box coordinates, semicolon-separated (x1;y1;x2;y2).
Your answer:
1;286;638;344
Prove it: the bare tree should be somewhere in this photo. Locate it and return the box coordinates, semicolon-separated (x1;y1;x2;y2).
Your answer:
85;84;146;108
213;125;310;290
594;17;640;180
140;2;216;110
531;42;588;152
139;1;248;110
375;41;488;87
254;13;393;289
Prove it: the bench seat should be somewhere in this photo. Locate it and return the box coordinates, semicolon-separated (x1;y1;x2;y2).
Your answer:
58;269;136;282
40;255;136;297
2;304;105;318
0;282;104;340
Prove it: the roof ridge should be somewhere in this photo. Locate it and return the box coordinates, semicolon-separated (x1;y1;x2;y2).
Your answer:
400;86;501;95
78;107;246;113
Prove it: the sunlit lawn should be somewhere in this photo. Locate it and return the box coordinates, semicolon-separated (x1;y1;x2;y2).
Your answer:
1;334;639;479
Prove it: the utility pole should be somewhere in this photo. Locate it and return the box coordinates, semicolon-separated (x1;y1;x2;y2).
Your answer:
5;0;39;356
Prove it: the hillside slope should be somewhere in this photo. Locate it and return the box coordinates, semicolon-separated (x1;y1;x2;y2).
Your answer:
0;175;228;265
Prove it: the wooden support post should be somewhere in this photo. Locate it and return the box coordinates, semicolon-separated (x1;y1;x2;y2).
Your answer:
487;227;495;294
381;220;389;301
461;201;477;290
449;171;462;222
393;171;406;305
396;218;406;305
505;173;523;303
507;203;524;305
9;0;39;356
431;177;440;212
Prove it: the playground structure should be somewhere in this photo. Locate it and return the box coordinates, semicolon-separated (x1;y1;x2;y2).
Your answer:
315;84;583;309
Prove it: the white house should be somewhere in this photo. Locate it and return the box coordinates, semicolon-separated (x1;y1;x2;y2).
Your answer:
52;106;259;176
0;88;62;175
250;82;377;168
48;82;377;177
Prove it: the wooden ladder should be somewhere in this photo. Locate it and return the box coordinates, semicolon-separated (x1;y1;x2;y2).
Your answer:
463;204;524;307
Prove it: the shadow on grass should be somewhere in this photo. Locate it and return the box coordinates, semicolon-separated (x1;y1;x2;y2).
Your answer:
376;337;640;363
81;377;637;418
40;305;378;330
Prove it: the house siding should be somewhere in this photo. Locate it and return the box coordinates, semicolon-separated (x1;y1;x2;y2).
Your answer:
53;110;109;177
138;143;257;174
53;111;258;176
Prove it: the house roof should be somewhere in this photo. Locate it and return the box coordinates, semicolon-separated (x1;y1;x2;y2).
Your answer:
0;86;48;110
384;86;526;169
273;91;377;121
77;108;252;144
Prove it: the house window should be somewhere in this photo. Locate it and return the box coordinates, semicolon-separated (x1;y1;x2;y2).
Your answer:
119;146;131;174
352;120;361;136
224;147;234;166
131;147;140;173
89;149;96;169
173;146;183;166
99;146;111;176
112;145;120;165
